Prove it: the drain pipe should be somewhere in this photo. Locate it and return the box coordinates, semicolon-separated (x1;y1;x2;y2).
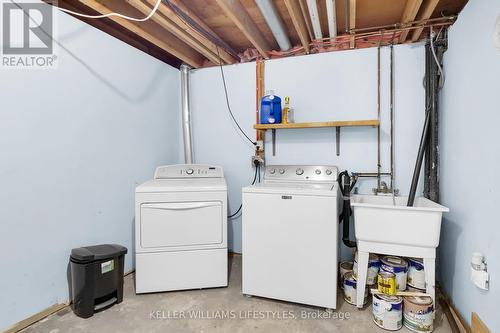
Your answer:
180;64;193;164
255;0;291;51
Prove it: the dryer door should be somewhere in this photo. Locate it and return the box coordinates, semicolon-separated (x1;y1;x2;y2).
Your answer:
140;201;223;249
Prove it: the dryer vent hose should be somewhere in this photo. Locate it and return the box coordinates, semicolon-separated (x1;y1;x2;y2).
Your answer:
338;171;357;248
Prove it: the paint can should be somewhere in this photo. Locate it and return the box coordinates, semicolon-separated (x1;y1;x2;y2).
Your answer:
343;272;368;306
353;251;380;285
406;285;426;294
372;294;403;331
403;296;434;333
378;271;397;295
381;256;409;291
339;261;353;289
407;258;426;290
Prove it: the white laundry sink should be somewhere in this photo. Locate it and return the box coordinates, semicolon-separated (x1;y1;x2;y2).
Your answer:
351;195;449;248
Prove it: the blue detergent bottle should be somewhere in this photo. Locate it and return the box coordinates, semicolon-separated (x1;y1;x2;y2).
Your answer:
260;90;282;124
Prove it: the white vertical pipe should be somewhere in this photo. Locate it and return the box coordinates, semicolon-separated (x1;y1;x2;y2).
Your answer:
326;0;337;39
306;0;322;40
180;64;193;164
255;0;291;51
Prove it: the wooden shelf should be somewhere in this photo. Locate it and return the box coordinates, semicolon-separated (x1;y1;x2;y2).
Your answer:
254;119;379;130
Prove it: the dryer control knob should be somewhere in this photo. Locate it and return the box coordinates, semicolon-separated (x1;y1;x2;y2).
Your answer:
269;168;276;174
326;169;332;175
279;168;286;174
296;168;304;175
186;168;194;175
315;169;322;175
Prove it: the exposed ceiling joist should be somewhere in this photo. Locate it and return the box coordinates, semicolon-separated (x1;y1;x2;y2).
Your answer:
215;0;271;59
349;0;356;48
284;0;310;53
399;0;424;43
126;0;220;64
298;0;314;41
411;0;440;42
77;0;204;67
143;0;237;64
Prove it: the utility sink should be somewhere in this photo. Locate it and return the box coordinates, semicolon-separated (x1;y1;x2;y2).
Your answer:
351;195;449;248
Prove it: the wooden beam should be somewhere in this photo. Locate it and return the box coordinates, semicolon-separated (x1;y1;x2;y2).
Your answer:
399;0;424;43
215;0;271;59
126;0;220;64
142;0;237;64
299;0;314;41
349;0;356;48
284;0;310;53
78;0;204;67
411;0;440;42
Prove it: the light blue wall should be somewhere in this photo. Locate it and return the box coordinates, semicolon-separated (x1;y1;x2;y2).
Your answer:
440;0;500;329
0;3;180;330
190;44;426;254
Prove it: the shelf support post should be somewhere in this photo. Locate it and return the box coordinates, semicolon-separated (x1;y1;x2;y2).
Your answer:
336;127;341;156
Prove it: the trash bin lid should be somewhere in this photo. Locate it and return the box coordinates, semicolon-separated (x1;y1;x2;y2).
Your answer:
71;244;128;263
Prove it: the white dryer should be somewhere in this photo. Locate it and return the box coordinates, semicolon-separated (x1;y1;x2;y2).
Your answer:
135;164;227;293
242;165;339;309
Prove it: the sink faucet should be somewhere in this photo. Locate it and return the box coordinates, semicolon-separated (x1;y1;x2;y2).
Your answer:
373;181;399;196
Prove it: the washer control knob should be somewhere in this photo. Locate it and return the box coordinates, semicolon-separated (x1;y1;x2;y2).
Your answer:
296;168;304;175
269;168;276;174
279;168;286;174
186;168;194;175
326;169;332;175
315;169;322;175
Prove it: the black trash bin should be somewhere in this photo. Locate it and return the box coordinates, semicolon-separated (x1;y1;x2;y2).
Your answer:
70;244;127;318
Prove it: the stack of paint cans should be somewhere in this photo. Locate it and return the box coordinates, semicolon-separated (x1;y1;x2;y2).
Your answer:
339;261;353;290
343;252;380;306
407;258;426;293
380;256;409;291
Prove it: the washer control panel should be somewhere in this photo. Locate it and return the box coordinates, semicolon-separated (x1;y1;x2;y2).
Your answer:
154;164;224;179
265;165;338;182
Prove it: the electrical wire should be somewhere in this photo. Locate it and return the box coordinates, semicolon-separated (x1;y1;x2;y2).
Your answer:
216;47;256;147
47;0;162;22
430;27;445;89
228;166;259;219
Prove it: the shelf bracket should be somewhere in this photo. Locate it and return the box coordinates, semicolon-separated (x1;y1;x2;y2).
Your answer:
272;129;276;156
336;127;341;156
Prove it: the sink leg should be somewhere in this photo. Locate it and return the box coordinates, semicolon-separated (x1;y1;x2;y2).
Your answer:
356;251;369;308
423;257;436;313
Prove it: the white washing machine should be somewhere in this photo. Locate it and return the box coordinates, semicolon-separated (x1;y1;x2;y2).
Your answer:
135;164;227;293
242;165;339;309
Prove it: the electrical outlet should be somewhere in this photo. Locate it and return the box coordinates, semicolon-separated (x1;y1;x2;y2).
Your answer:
494;14;500;49
251;156;264;167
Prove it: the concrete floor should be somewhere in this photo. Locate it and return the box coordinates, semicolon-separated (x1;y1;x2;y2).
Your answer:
24;256;453;333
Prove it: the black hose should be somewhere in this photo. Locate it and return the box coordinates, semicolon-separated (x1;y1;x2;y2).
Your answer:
338;170;357;248
228;166;259;219
408;109;431;206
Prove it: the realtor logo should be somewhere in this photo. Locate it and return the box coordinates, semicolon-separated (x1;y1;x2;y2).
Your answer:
1;1;57;68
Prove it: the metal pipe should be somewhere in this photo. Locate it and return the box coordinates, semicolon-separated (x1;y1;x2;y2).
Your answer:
326;0;337;39
255;0;291;51
408;108;431;206
306;0;323;40
180;64;193;164
354;172;391;178
390;44;395;190
377;46;381;189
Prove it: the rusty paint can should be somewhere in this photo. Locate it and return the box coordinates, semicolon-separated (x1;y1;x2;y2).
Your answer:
372;294;403;331
403;296;434;332
378;271;397;295
381;256;409;291
407;257;426;290
343;272;368;306
339;261;353;289
353;251;380;285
